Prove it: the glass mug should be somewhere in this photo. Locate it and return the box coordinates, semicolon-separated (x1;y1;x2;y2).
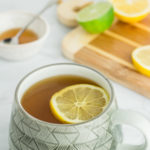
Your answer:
9;63;150;150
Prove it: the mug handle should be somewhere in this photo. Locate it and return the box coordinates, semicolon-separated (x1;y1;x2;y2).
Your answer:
111;110;150;150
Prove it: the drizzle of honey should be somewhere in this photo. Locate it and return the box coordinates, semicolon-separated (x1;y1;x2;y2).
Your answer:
0;28;38;44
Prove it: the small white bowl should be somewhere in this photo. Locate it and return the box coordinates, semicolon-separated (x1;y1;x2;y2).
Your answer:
0;11;50;61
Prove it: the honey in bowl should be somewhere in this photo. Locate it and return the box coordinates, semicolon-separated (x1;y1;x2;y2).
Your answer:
21;75;109;124
0;28;38;44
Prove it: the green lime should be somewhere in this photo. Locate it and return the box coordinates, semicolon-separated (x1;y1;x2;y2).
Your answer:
77;2;114;34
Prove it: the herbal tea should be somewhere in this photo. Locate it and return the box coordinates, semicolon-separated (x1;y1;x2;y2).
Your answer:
21;75;100;124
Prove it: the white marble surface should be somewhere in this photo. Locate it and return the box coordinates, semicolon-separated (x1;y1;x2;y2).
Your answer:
0;0;150;149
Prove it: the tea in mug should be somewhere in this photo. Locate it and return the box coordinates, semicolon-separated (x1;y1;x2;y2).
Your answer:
21;75;109;124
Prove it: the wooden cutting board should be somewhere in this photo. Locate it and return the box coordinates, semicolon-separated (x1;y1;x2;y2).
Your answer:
62;15;150;99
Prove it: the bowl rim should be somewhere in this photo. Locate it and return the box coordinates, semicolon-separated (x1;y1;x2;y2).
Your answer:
0;10;50;47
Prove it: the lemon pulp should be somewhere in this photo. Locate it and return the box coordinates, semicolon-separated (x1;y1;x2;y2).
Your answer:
111;0;150;23
132;46;150;77
50;84;109;124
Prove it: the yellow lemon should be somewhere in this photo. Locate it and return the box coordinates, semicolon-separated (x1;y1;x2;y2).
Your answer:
132;45;150;77
50;84;109;124
111;0;150;23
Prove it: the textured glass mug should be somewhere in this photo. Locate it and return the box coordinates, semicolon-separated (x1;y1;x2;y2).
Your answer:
9;63;150;150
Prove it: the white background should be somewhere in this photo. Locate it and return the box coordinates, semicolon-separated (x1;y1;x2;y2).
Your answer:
0;0;150;149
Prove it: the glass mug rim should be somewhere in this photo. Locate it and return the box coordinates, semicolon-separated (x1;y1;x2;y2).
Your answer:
15;63;115;127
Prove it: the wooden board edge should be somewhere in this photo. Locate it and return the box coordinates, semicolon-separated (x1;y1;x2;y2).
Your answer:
62;27;99;60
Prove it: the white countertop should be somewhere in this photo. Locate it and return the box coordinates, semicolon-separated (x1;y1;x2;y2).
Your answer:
0;0;150;149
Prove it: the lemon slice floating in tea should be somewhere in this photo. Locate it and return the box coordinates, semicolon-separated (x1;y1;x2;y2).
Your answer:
50;84;109;124
76;2;114;34
111;0;150;23
132;45;150;77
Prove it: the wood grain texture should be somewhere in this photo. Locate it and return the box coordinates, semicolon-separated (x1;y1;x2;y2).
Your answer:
90;33;136;63
75;46;150;98
110;22;150;45
63;27;98;59
62;14;150;98
140;15;150;26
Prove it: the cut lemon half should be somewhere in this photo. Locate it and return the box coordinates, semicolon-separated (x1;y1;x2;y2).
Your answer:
50;84;109;124
132;45;150;77
111;0;150;23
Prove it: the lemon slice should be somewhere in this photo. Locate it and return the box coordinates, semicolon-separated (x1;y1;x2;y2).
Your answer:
50;84;109;124
132;45;150;77
111;0;150;23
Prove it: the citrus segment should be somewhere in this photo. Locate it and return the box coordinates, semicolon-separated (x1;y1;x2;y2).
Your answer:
111;0;150;23
50;84;109;124
132;45;150;77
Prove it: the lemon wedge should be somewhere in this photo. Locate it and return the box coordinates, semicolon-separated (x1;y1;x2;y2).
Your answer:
132;45;150;77
111;0;150;23
50;84;109;124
